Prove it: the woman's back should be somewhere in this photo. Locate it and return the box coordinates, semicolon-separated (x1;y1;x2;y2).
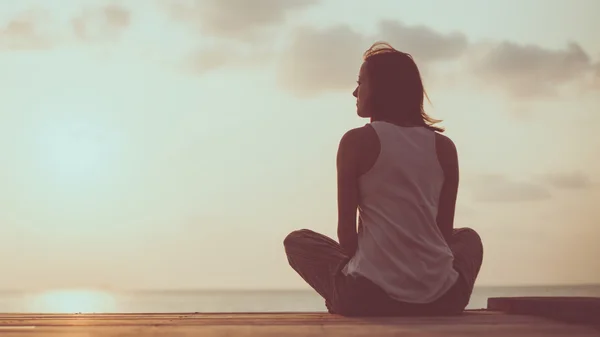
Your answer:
343;121;459;303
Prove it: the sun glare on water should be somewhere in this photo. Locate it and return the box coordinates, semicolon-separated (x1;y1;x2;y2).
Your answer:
29;290;117;313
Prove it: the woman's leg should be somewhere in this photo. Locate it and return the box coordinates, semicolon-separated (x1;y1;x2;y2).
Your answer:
283;229;349;308
448;228;484;310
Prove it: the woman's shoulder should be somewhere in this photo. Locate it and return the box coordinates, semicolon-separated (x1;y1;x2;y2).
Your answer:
434;132;457;154
434;132;458;175
340;124;377;145
338;125;380;175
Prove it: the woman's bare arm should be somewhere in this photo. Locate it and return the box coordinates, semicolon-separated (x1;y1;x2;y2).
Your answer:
435;133;459;243
336;129;362;256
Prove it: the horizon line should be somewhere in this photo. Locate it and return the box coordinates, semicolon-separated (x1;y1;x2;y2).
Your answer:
1;282;599;293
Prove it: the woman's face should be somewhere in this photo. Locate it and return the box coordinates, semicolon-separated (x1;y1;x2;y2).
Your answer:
353;62;372;118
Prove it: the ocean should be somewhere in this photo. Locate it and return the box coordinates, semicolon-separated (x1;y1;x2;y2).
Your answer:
0;285;599;313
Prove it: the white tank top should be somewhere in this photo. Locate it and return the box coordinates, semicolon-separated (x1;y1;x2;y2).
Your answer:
342;121;459;303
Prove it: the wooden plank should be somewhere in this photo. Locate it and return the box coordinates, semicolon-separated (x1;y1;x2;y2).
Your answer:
2;311;522;327
0;311;598;337
488;297;600;326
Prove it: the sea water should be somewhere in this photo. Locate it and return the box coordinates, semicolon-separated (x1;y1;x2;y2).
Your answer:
0;285;598;313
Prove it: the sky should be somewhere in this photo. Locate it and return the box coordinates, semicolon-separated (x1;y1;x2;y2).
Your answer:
0;0;599;291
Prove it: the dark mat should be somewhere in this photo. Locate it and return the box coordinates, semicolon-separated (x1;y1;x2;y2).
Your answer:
488;297;600;326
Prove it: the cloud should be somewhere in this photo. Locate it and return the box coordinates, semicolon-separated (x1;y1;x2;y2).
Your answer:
277;25;368;97
164;0;319;74
465;174;552;203
184;46;236;74
465;171;596;203
0;10;53;51
379;20;469;63
544;172;594;190
0;5;131;51
592;62;600;89
182;43;272;74
473;41;598;98
71;4;131;42
276;20;597;99
158;3;598;99
277;21;467;97
164;0;319;41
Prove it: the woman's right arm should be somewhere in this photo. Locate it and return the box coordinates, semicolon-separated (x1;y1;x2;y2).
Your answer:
435;133;459;244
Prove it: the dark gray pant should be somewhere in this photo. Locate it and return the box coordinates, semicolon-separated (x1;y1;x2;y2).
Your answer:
283;228;483;316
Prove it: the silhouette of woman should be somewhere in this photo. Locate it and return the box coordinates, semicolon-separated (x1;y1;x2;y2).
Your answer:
283;42;483;316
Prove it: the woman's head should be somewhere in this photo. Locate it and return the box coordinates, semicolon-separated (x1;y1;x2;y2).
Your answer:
353;42;443;132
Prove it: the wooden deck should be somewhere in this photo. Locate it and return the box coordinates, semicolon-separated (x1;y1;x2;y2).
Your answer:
0;297;598;336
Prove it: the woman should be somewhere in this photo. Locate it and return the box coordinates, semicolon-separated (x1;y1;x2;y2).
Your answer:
283;42;483;316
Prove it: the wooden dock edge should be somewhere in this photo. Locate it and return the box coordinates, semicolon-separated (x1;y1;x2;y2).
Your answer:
487;297;600;326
